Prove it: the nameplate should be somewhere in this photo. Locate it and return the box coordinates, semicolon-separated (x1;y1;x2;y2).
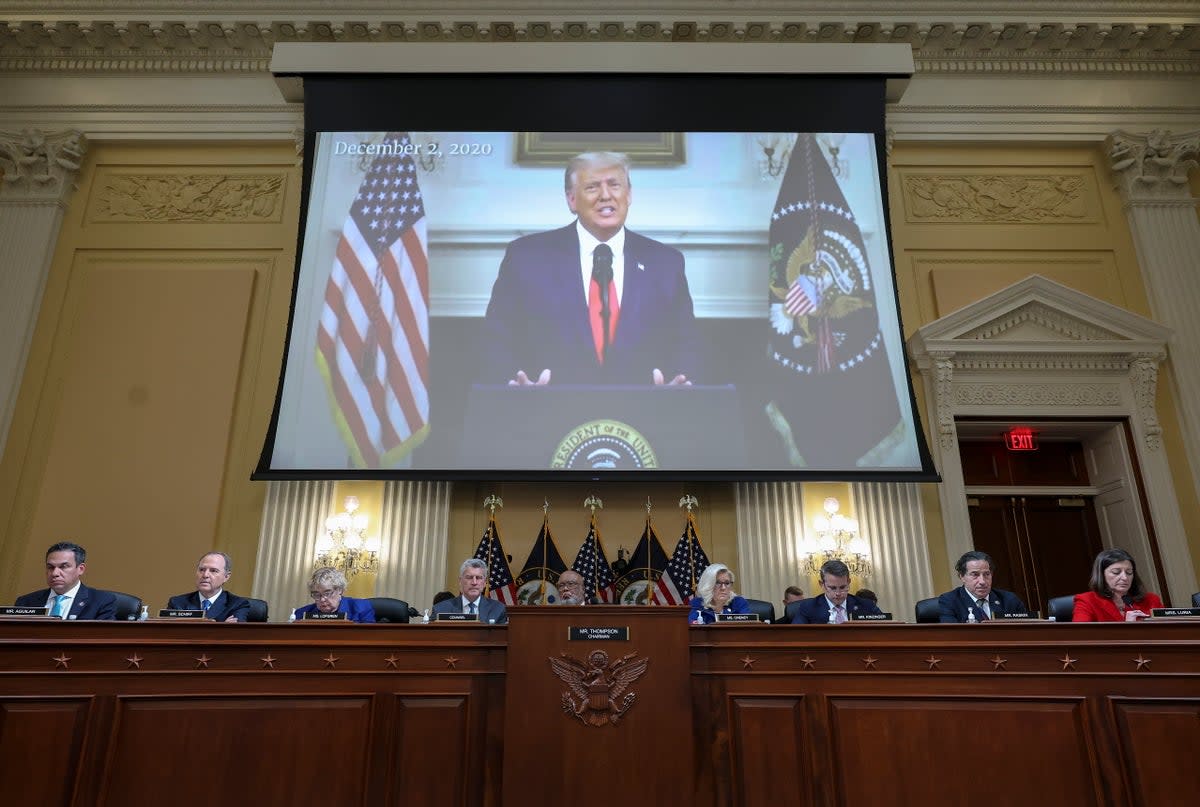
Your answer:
0;606;51;617
996;611;1040;620
850;612;893;621
1152;607;1200;618
715;613;760;623
436;612;479;622
303;611;347;620
158;609;205;619
568;626;629;641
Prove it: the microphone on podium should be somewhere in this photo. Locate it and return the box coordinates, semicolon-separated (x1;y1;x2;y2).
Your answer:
592;243;614;358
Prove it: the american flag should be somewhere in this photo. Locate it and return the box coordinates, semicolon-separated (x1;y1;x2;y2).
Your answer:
473;516;517;604
659;513;711;604
315;132;430;468
573;514;616;603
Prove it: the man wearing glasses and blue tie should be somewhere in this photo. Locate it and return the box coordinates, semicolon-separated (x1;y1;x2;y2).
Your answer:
15;541;116;620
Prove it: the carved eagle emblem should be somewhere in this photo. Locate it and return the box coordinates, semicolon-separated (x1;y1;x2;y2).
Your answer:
548;649;650;726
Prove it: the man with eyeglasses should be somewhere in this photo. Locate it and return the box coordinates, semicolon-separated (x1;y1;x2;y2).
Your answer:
431;558;508;624
291;567;375;622
789;559;882;624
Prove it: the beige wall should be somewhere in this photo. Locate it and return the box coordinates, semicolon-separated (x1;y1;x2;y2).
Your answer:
2;138;1197;607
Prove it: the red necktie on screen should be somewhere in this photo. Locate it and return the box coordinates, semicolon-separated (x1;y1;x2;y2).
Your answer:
589;244;619;363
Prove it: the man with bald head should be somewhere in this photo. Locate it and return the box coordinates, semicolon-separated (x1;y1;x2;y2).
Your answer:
167;552;251;622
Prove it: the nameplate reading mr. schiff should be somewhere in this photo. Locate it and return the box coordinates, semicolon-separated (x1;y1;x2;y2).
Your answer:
436;613;479;622
568;626;629;641
714;613;760;623
849;612;893;621
303;612;348;620
158;608;205;619
0;606;50;617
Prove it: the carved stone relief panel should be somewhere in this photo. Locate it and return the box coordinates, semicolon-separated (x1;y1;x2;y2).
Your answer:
900;172;1095;223
91;172;286;223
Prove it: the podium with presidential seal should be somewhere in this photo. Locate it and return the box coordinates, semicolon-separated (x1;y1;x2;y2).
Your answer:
462;384;746;470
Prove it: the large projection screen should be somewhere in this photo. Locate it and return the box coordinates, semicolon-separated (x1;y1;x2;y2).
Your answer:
258;44;936;481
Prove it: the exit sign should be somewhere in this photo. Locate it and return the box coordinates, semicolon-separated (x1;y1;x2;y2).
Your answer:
1004;427;1038;451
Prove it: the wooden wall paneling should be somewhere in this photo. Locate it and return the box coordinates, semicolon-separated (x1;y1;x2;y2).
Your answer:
0;697;91;805
96;695;374;807
1109;697;1200;807
389;694;471;806
727;695;812;807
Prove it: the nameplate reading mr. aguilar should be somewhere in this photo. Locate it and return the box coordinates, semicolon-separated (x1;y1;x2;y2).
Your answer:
568;626;629;641
158;609;205;619
436;612;479;622
850;612;893;621
303;611;347;620
0;606;50;617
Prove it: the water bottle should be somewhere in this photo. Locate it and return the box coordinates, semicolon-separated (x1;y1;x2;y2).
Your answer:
966;609;977;624
422;608;431;624
137;605;149;622
288;608;297;623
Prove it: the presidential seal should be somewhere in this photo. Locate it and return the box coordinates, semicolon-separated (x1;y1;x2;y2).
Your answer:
550;419;657;470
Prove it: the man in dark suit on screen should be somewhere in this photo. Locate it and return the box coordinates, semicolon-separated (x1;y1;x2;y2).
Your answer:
15;541;116;620
166;551;250;622
790;559;882;624
937;550;1028;622
480;151;699;386
431;558;508;624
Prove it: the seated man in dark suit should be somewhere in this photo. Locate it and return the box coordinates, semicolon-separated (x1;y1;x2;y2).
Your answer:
166;551;250;622
790;559;882;624
937;550;1028;622
15;541;116;620
431;558;508;624
480;151;699;387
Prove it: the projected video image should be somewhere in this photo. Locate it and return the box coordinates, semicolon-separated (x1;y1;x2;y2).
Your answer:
266;131;922;476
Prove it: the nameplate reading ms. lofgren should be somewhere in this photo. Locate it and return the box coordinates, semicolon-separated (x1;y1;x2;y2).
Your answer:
568;626;629;641
0;606;50;617
303;611;348;620
158;608;205;619
436;612;479;622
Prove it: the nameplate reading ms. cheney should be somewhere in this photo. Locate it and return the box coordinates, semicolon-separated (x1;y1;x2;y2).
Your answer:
715;613;759;622
568;626;629;641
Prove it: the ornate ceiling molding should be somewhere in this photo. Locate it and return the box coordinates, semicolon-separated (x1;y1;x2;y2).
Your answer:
0;9;1196;76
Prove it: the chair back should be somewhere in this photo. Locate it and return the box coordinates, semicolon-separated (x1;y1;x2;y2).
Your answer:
245;598;269;623
1192;592;1200;608
110;591;143;621
1047;595;1075;622
784;600;805;624
743;598;776;624
914;597;941;624
368;596;411;623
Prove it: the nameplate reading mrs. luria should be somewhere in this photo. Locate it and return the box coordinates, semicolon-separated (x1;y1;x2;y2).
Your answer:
158;608;205;619
1152;607;1200;618
303;611;348;620
849;612;893;621
436;612;479;622
715;613;760;622
0;606;50;617
568;626;629;641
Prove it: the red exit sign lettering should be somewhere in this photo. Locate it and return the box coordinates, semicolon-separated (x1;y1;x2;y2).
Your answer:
1004;427;1038;451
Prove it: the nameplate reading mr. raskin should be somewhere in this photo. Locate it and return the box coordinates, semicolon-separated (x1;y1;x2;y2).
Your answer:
158;608;205;619
849;612;893;621
303;611;347;620
0;606;50;617
568;626;629;641
715;613;759;622
996;611;1040;620
436;612;479;622
1152;607;1200;618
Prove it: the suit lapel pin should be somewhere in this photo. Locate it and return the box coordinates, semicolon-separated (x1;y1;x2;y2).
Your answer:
637;262;645;271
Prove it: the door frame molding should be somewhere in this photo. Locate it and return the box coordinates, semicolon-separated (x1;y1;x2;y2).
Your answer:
908;274;1196;603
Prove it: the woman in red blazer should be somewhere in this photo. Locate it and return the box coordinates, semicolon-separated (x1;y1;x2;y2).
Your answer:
1072;548;1163;622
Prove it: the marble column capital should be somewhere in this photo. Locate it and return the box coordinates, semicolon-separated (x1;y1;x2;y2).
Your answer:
0;128;87;203
1106;129;1200;204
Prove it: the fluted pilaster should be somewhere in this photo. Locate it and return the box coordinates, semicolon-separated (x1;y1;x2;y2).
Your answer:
0;128;86;460
251;480;334;621
1108;128;1200;500
375;480;452;616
